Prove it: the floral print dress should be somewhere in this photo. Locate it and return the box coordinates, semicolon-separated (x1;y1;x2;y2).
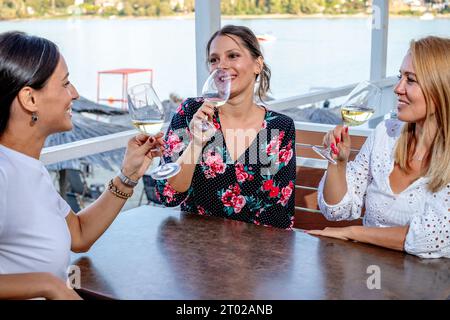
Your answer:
155;98;296;229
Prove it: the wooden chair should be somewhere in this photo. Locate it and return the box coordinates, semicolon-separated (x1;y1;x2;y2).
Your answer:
293;129;367;230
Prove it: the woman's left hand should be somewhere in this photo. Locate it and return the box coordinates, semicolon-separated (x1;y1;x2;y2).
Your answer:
121;132;165;182
306;227;353;241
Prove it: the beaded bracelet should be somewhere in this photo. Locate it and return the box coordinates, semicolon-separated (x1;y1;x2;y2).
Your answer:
108;179;133;199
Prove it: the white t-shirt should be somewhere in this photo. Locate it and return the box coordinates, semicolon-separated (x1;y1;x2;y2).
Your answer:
0;144;72;279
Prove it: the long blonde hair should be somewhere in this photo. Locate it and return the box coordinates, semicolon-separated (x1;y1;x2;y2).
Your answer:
394;36;450;192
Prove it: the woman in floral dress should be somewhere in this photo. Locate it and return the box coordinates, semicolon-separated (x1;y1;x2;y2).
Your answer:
155;25;296;229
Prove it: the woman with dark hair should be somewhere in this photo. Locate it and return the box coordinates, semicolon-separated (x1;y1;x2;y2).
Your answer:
0;31;164;299
155;25;296;229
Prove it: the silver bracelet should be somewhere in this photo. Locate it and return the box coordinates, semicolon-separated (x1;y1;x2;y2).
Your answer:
117;170;139;188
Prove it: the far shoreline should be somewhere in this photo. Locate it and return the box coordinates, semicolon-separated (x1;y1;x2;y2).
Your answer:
1;12;450;23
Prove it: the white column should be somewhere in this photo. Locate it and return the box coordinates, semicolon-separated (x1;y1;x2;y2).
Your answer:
370;0;389;82
195;0;221;96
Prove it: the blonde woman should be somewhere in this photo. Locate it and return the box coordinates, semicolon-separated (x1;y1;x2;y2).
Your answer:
308;36;450;259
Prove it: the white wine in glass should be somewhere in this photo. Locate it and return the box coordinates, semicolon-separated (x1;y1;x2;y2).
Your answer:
128;83;181;180
312;81;381;164
202;94;227;107
340;106;375;126
132;119;164;135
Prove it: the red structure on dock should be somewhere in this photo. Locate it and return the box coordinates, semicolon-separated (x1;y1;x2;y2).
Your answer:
97;68;154;109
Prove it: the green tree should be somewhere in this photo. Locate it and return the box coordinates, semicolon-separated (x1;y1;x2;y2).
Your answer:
184;0;194;12
55;0;73;9
145;5;157;16
268;0;283;13
299;0;319;13
102;5;119;16
1;0;28;18
25;0;49;15
80;3;99;15
120;2;134;16
236;0;251;14
221;0;234;15
254;0;266;14
1;0;12;18
248;0;257;14
159;0;172;16
286;0;301;14
324;0;340;14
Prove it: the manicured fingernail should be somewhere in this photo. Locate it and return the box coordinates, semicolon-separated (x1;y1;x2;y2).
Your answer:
336;137;340;144
331;143;338;154
345;127;349;133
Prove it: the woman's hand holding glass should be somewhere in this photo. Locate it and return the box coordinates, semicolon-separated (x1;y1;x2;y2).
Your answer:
189;68;231;142
127;83;181;180
322;125;352;164
189;102;216;145
121;133;165;182
312;81;381;164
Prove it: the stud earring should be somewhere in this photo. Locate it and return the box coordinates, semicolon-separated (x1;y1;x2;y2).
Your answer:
31;112;38;124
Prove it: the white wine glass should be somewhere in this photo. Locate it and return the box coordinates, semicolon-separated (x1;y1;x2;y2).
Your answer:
312;81;382;164
127;83;181;180
196;68;231;134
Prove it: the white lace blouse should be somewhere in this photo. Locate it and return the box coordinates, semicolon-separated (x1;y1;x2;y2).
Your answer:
317;119;450;259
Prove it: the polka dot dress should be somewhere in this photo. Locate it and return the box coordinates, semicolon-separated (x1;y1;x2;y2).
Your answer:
155;98;296;229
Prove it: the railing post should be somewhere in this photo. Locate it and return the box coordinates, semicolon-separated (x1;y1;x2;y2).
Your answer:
195;0;221;96
370;0;389;82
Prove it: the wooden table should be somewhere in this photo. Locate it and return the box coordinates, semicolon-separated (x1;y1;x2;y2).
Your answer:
71;206;450;300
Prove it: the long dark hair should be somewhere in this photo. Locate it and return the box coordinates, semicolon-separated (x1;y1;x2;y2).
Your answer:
0;31;60;136
206;25;271;102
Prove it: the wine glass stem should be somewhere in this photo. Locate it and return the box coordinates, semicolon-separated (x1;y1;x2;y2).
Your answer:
159;155;166;166
151;147;166;166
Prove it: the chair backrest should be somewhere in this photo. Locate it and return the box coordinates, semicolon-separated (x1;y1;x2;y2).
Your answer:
66;169;86;195
294;129;367;230
142;174;163;205
66;192;81;213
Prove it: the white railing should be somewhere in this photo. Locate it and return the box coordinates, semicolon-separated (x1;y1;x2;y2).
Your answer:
41;130;138;165
41;78;397;167
267;76;397;120
294;121;373;170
